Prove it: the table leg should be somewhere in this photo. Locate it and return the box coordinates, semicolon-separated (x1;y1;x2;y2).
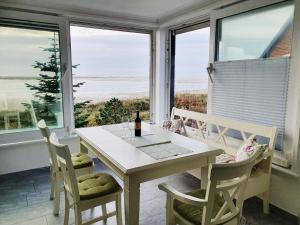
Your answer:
201;156;216;189
124;175;140;225
79;138;89;154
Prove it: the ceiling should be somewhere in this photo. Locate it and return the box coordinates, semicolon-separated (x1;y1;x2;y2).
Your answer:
0;0;216;24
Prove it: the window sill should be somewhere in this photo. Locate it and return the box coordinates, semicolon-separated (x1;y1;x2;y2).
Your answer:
0;134;78;149
272;164;299;178
273;150;291;168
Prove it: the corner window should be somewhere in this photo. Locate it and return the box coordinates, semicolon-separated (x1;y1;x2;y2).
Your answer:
0;26;64;134
216;1;294;61
211;1;295;152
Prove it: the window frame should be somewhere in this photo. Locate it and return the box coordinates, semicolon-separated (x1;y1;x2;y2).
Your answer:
168;21;210;115
214;0;294;62
210;0;293;63
0;9;73;144
209;0;299;173
68;22;155;127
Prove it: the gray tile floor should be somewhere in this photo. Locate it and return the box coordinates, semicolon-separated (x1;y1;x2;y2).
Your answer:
0;159;297;225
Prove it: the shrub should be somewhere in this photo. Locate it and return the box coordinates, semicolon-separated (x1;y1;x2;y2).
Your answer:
97;98;130;125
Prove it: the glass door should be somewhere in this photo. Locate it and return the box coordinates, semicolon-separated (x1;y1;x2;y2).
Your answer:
170;22;210;114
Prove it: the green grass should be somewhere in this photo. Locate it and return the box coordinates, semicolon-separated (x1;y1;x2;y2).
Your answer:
75;97;150;127
75;93;208;128
0;93;208;131
174;93;207;113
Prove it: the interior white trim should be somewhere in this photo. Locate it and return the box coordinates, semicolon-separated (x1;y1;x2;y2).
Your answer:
0;2;159;29
159;0;240;28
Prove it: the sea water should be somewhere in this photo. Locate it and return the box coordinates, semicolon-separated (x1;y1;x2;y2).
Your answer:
0;76;208;107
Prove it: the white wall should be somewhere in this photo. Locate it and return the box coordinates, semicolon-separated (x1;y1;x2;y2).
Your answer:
0;136;79;175
269;0;300;217
270;170;300;216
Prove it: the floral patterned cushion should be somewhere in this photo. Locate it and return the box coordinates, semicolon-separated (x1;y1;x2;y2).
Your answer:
217;138;268;164
235;139;268;162
162;119;183;134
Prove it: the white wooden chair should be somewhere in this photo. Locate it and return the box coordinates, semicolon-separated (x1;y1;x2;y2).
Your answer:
49;132;123;225
38;120;94;215
159;150;261;225
170;107;278;214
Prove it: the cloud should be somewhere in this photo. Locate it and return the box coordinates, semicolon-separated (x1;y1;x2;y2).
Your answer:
0;27;57;77
0;25;210;80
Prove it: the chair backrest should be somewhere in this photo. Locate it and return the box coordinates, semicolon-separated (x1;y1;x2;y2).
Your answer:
170;107;278;173
49;132;80;203
203;151;260;225
37;119;60;172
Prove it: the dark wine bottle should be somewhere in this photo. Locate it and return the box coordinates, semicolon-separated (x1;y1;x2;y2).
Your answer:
135;111;141;137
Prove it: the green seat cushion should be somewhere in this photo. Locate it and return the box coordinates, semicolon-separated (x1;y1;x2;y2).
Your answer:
78;173;120;200
71;153;93;169
174;189;225;225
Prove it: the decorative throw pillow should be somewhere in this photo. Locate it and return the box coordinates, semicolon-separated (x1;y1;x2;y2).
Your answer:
235;139;268;162
162;120;172;130
162;119;183;134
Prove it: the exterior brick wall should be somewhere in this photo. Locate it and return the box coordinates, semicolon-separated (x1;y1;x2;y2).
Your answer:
270;28;293;57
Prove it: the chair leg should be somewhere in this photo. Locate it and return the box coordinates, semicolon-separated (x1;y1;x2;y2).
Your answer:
166;195;175;225
74;205;82;225
50;168;54;200
262;191;270;214
116;194;123;225
101;204;108;224
53;175;60;216
64;189;70;225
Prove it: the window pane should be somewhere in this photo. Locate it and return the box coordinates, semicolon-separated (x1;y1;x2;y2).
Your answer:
217;2;294;61
174;27;209;113
70;26;150;127
0;26;64;134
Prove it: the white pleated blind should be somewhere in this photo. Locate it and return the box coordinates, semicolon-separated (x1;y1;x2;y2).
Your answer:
211;57;290;151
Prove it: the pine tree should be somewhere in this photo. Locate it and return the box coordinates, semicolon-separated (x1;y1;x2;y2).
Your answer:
97;98;130;125
24;33;87;126
72;64;91;128
24;33;61;125
27;33;62;102
74;101;90;128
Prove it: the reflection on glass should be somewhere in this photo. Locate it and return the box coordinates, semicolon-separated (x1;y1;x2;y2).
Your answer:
217;2;294;61
0;27;64;134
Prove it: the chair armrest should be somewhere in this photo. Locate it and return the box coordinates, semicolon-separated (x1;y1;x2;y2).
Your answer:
158;183;207;207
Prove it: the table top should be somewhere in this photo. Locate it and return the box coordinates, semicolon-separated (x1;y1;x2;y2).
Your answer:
75;122;221;174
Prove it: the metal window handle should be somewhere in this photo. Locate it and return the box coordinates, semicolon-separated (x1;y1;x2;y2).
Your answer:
206;63;215;83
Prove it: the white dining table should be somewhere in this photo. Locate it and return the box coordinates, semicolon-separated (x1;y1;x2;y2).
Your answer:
75;122;221;225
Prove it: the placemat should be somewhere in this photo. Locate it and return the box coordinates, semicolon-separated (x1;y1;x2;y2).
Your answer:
138;142;193;160
103;124;193;159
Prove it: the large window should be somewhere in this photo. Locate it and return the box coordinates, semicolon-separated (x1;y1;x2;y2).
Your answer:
211;1;295;152
0;26;63;134
70;25;151;127
216;1;294;61
170;23;210;114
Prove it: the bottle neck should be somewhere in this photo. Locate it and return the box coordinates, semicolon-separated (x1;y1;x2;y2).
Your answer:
136;111;140;118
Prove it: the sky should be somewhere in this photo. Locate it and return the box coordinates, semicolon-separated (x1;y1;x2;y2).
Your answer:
175;27;210;79
0;27;54;77
0;25;210;79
